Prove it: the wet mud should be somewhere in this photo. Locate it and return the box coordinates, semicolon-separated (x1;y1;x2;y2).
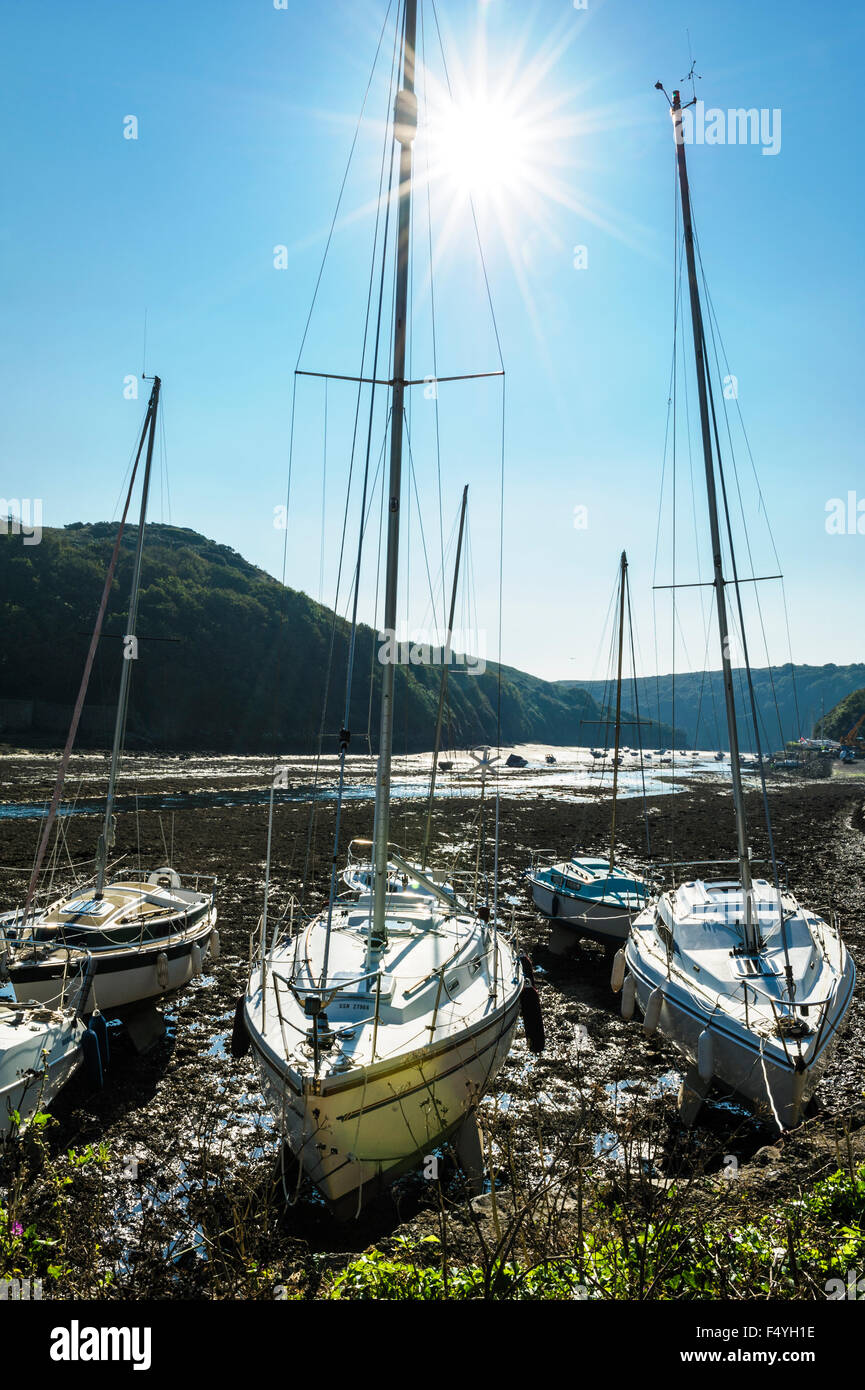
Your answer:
1;751;863;1294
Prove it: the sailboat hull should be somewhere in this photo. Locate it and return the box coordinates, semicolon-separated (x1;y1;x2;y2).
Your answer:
9;888;217;1014
528;876;634;945
11;930;214;1013
247;989;522;1218
624;935;856;1129
0;1013;84;1139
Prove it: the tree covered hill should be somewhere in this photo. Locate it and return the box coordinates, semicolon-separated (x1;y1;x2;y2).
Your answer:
559;663;865;753
0;523;681;753
816;688;865;743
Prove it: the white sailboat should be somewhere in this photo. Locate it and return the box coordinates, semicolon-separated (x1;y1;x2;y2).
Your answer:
0;956;93;1139
5;377;218;1029
612;86;854;1129
240;0;534;1217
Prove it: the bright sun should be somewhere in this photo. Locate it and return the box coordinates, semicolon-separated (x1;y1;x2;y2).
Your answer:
428;95;534;202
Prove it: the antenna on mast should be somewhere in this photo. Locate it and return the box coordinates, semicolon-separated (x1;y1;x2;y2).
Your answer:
682;31;701;104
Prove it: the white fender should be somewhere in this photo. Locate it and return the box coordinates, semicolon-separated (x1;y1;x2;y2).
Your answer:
148;866;181;890
155;951;170;991
697;1028;714;1083
610;949;627;993
208;927;221;961
643;985;664;1036
190;943;203;978
621;974;636;1020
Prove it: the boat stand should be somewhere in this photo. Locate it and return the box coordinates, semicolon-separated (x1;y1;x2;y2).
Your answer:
454;1115;485;1194
677;1065;710;1126
549;924;575;957
123;1002;167;1054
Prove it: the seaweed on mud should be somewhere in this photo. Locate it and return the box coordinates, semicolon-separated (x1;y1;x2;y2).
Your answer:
1;755;863;1298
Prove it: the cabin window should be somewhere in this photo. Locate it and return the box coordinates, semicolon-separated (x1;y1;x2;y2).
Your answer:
60;898;112;919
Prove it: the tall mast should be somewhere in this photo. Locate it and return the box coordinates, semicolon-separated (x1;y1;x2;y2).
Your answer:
421;482;468;870
668;89;756;951
95;375;160;897
608;550;627;871
370;0;418;948
20;405;155;921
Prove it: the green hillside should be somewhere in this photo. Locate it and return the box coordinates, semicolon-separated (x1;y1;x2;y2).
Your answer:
560;664;865;752
815;688;865;743
0;523;681;753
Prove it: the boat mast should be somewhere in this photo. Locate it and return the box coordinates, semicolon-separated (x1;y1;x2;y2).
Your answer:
608;550;627;871
667;89;757;951
421;482;468;870
20;405;156;922
94;374;160;898
371;0;417;949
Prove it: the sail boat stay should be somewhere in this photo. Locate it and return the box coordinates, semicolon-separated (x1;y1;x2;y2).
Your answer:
5;377;218;1029
340;484;469;902
526;551;652;952
612;86;854;1129
240;0;532;1218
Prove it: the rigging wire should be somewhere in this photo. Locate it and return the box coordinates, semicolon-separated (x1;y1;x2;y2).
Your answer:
697;238;792;747
419;3;446;619
299;10;402;904
319;380;327;605
702;334;796;997
651;146;682;877
626;573;651;859
294;2;396;371
159;385;172;526
367;431;389;749
677;240;722;755
404;419;444;632
429;0;505;373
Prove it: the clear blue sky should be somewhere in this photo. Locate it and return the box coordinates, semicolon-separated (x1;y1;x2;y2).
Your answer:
2;0;863;684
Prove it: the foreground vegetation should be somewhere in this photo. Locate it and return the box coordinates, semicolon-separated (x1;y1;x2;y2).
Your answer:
2;1102;863;1302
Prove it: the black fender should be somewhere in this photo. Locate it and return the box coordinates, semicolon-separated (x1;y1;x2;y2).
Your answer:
90;1012;110;1070
82;1025;104;1088
231;996;251;1058
520;983;545;1053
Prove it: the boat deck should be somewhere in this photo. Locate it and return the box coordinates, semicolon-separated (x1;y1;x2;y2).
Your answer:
249;892;519;1088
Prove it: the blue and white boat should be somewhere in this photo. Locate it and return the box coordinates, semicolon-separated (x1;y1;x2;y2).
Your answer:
526;854;651;947
526;551;653;951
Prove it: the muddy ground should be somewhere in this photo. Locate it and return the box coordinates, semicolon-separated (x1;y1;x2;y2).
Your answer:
1;754;863;1296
